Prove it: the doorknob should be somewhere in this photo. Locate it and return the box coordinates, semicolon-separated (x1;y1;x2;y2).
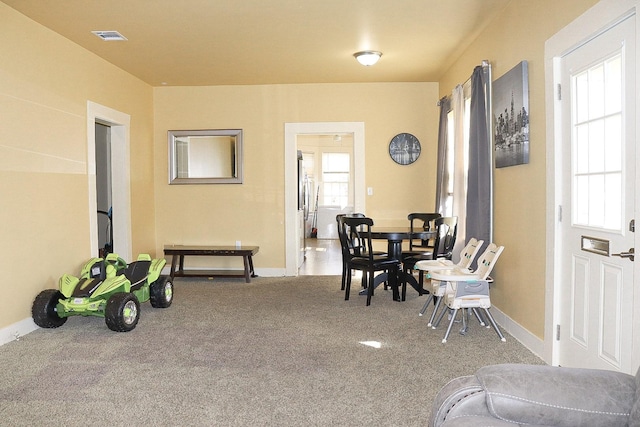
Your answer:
611;248;635;261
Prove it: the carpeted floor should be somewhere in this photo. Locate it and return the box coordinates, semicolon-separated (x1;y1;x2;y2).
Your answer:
0;276;543;426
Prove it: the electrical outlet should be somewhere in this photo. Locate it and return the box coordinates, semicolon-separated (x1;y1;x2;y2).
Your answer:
235;240;241;247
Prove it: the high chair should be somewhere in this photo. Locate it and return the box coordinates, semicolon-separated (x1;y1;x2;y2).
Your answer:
415;238;484;323
428;244;505;342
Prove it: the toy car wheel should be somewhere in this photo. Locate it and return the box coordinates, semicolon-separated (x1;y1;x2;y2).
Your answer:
105;292;140;332
150;276;173;308
32;289;67;328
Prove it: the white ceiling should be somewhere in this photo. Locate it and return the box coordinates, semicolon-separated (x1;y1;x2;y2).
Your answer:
2;0;510;87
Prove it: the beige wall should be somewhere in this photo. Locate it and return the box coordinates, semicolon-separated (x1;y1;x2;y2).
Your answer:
439;0;598;338
0;3;154;329
153;83;440;270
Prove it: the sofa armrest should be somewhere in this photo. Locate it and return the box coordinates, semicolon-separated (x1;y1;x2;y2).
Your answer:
475;364;634;427
429;375;492;427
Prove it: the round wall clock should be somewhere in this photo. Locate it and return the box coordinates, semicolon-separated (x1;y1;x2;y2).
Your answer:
389;133;421;165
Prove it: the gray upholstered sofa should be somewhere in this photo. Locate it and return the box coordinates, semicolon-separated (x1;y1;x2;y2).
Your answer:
430;363;640;427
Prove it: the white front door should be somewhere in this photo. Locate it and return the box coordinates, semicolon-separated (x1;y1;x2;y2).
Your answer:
558;13;636;372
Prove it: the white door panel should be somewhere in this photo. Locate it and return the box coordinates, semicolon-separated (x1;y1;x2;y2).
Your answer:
559;14;635;372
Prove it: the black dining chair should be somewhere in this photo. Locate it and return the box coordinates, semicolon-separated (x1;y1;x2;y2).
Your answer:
340;216;401;306
403;213;442;258
336;214;364;292
336;213;386;292
336;214;349;291
434;216;458;260
402;216;458;291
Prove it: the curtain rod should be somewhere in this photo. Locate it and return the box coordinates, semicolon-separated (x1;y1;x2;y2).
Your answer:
437;60;490;106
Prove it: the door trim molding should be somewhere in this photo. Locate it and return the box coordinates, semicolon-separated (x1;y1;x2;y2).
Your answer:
87;101;132;261
284;122;365;276
544;0;639;370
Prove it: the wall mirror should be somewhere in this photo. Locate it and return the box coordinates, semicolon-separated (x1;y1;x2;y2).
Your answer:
168;129;243;184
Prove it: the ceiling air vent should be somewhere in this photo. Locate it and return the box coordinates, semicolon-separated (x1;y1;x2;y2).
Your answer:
91;31;128;41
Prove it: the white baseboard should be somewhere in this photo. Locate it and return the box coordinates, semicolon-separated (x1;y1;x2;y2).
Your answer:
492;306;546;362
0;317;39;346
254;268;286;277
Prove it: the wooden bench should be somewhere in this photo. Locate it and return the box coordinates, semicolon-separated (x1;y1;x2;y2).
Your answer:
164;245;259;283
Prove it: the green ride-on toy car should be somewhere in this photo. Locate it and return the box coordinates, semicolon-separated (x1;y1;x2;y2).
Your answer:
32;253;173;332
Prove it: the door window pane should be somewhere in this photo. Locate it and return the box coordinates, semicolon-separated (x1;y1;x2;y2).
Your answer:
588;64;605;119
588;120;604;173
604;56;622;114
604;115;622;171
571;53;623;231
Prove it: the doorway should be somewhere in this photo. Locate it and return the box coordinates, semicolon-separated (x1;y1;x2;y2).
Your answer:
298;135;355;240
284;122;365;276
87;102;133;261
95;122;113;256
545;0;639;374
297;135;354;275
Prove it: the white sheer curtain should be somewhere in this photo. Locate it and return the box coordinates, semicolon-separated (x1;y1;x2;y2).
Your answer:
450;84;468;259
434;96;450;215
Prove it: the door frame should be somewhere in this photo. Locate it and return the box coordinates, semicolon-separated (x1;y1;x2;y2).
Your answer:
284;122;365;276
87;101;132;261
544;0;640;372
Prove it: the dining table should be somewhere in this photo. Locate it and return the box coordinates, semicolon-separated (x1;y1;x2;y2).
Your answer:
358;226;435;299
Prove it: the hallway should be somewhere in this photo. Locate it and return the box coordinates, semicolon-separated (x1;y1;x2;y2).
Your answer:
298;238;342;276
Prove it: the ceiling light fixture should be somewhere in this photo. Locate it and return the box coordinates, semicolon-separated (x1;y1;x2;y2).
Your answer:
91;31;128;41
353;50;382;66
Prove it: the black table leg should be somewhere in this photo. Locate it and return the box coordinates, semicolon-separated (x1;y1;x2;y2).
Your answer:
364;238;424;298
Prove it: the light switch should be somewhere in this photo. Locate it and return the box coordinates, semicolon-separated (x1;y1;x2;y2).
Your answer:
367;187;373;196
